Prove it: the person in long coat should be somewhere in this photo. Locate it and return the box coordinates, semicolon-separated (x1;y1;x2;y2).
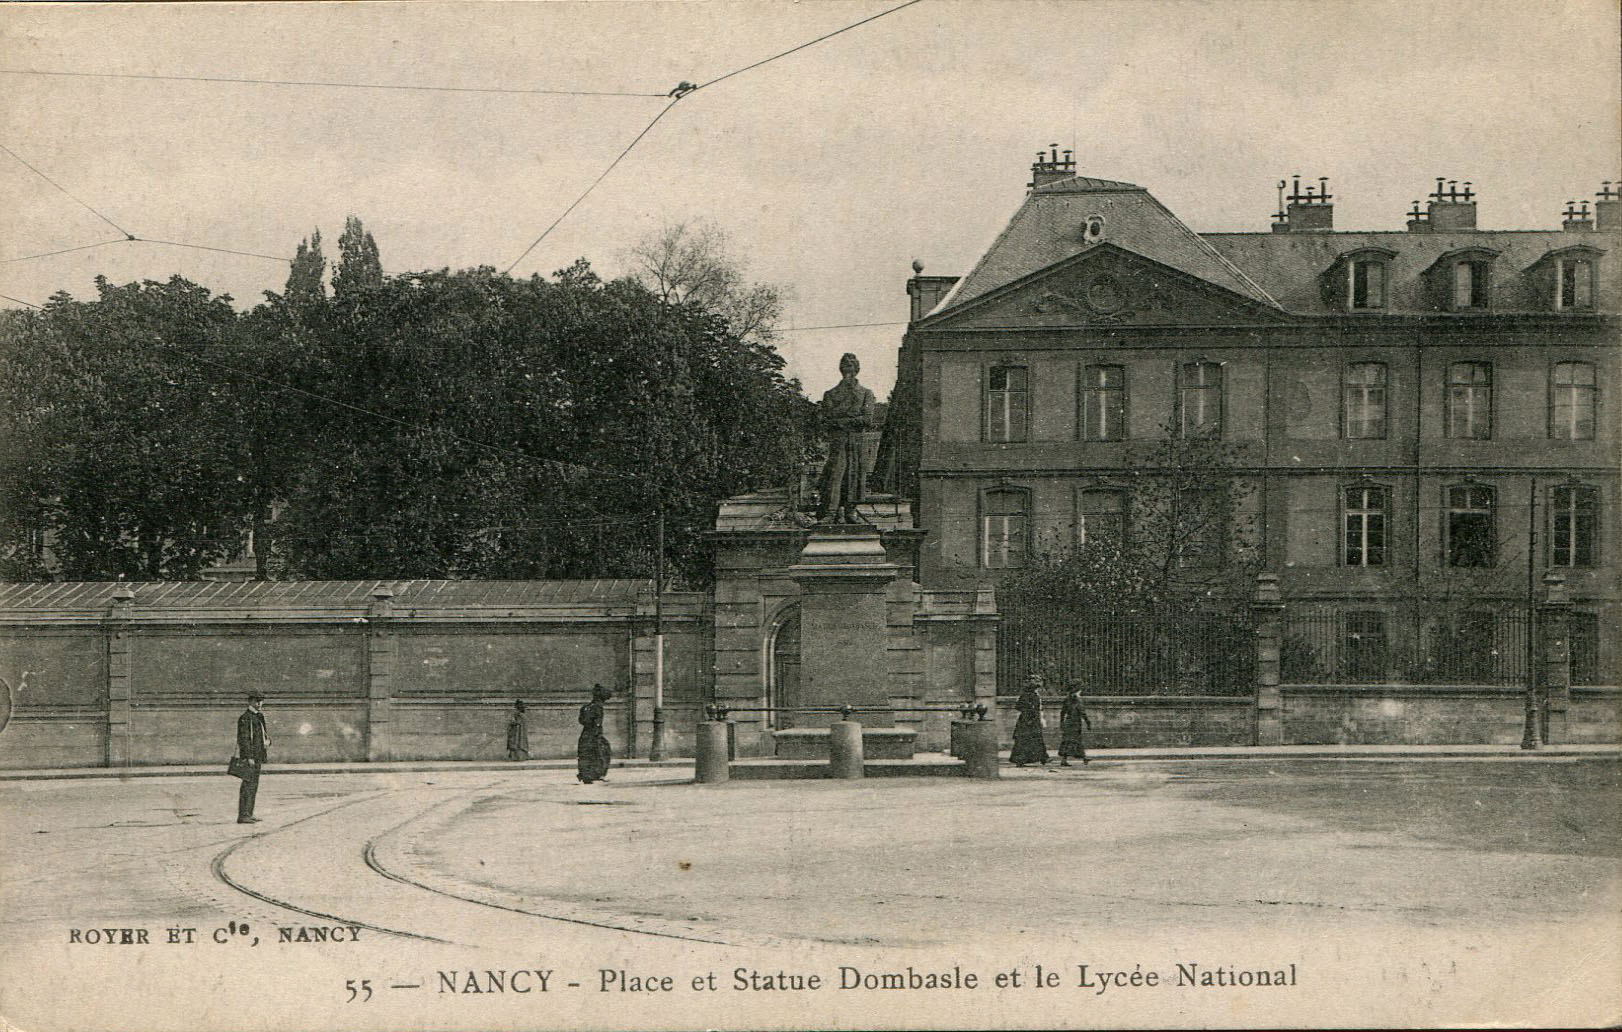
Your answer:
1059;686;1092;767
1009;675;1049;767
506;699;530;761
576;684;613;784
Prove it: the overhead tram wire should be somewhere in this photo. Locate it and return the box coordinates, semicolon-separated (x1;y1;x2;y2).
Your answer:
0;141;135;240
0;292;41;309
0;238;128;264
502;98;683;274
502;0;928;274
0;67;669;99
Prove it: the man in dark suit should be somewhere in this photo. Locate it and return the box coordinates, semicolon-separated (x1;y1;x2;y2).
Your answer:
236;692;271;824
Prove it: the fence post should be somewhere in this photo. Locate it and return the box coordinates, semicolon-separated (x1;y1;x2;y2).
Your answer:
1537;572;1573;745
1251;573;1285;746
365;585;395;762
103;585;136;767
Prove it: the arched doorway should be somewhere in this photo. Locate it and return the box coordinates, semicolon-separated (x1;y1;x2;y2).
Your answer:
766;605;801;730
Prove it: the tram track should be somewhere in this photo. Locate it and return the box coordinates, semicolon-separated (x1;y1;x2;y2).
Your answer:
207;789;450;944
359;781;791;949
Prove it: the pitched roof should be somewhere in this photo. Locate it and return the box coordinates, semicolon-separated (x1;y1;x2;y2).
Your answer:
1202;230;1618;314
930;174;1279;315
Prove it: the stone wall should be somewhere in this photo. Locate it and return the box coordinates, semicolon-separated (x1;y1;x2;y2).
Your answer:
996;696;1255;749
0;580;707;768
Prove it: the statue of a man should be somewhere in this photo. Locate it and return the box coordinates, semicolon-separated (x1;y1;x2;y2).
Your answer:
817;352;876;524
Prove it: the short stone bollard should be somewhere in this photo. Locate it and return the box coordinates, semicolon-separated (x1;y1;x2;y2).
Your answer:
955;719;1000;779
828;720;864;779
695;721;730;784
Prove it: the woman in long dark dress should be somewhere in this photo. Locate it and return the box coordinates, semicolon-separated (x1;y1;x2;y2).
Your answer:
506;699;530;761
576;684;613;784
1009;675;1049;767
1059;686;1091;767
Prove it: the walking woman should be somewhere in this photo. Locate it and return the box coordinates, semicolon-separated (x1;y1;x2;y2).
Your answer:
1009;674;1049;767
576;684;613;784
506;699;530;761
1059;685;1092;767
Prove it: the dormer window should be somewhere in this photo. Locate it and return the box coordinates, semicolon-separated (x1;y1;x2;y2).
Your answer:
1352;259;1386;309
1424;247;1500;313
1561;258;1594;309
1322;247;1395;312
1453;260;1488;309
1527;245;1604;313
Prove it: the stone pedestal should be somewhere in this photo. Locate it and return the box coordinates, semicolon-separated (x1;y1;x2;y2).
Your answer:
788;526;900;728
695;722;730;784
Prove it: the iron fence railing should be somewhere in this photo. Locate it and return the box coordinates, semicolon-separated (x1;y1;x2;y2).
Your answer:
997;609;1254;696
1281;607;1533;686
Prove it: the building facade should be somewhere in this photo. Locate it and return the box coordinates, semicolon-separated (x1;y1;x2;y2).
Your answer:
878;153;1621;689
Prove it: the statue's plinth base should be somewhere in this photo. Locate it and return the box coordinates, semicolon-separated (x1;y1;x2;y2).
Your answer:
788;526;898;728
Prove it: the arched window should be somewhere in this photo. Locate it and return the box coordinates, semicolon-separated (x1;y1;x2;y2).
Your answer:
981;488;1030;569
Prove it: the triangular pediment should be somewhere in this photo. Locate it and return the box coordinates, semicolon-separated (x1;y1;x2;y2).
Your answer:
918;243;1289;331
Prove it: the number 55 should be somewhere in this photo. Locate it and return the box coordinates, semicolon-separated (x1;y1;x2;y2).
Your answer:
346;979;373;1002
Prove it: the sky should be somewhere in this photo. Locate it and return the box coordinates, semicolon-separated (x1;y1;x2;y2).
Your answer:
3;0;1618;398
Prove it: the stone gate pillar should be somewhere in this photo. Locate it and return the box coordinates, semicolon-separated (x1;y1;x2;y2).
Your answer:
1251;573;1285;746
1538;572;1573;745
788;526;900;727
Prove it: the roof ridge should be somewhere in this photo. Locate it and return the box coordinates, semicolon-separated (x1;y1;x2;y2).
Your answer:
1143;192;1280;308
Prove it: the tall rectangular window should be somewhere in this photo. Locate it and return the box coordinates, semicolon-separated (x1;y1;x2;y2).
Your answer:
1551;361;1596;440
1343;486;1388;567
1352;261;1385;309
1342;611;1387;682
1550;485;1598;568
981;489;1028;569
1453;260;1488;309
1178;362;1223;438
1343;362;1388;439
1080;364;1125;441
1560;258;1594;309
1570;612;1599;686
1446;362;1492;440
1446;485;1495;567
1077;489;1124;547
1175;488;1223;568
986;366;1028;443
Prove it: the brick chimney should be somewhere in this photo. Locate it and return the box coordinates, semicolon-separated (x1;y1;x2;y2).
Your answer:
1596;182;1621;233
1424;177;1476;231
1562;200;1594;233
1028;143;1075;191
907;261;958;321
1406;199;1430;233
1271;175;1333;232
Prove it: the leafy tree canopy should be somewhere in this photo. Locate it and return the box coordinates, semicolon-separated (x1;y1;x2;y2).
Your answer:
1;230;811;584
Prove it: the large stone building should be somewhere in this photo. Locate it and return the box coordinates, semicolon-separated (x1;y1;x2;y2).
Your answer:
879;151;1620;688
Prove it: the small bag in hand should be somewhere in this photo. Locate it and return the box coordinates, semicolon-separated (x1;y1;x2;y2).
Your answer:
227;755;255;779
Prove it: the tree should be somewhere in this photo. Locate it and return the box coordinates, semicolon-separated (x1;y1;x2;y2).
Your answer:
626;219;787;344
0;277;254;579
283;228;327;307
999;428;1261;694
332;215;382;297
270;261;810;584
